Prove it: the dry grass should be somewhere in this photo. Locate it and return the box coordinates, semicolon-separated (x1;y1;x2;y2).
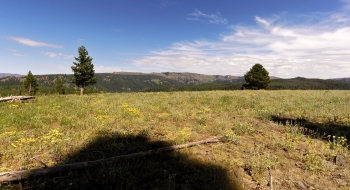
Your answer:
0;90;349;189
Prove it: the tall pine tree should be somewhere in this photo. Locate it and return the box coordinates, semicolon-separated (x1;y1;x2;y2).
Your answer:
23;70;38;95
71;46;98;95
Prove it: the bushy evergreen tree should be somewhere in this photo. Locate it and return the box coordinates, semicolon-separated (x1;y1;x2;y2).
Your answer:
23;71;38;95
242;64;271;90
55;78;65;94
71;46;98;95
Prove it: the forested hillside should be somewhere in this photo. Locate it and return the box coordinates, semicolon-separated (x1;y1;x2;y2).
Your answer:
0;73;234;96
270;77;350;90
1;73;350;96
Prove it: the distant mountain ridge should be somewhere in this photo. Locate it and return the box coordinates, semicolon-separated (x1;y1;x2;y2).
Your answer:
333;77;350;83
0;72;241;93
0;72;350;95
0;73;23;79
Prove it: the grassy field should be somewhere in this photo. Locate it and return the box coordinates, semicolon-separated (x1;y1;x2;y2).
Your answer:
0;90;349;189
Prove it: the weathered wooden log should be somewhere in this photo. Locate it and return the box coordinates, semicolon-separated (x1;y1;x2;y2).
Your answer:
268;167;273;190
0;136;220;183
0;96;35;102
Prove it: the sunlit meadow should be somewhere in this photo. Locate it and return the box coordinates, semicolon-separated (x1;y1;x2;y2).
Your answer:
0;90;349;189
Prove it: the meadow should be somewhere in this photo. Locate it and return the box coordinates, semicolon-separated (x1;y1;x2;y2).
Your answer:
0;90;349;189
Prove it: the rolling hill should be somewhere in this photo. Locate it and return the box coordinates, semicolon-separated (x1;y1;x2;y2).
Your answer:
0;73;23;79
0;72;238;94
0;72;350;96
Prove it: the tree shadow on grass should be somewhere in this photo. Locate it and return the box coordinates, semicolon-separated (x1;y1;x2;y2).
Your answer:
270;115;350;139
17;130;242;190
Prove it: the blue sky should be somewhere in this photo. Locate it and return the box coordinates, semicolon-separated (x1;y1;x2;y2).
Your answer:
1;0;350;78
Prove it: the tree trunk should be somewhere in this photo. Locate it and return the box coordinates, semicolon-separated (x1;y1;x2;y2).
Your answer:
0;96;35;102
80;87;84;96
28;83;32;95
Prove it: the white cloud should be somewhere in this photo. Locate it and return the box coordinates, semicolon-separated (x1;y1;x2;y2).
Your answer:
7;37;63;48
135;8;350;79
42;51;74;59
187;9;228;24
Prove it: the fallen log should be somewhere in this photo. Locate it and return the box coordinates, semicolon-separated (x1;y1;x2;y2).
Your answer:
0;136;221;183
0;96;35;102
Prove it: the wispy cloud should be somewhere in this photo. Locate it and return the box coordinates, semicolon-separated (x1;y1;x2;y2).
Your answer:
7;48;17;52
135;5;350;79
42;64;71;72
41;51;74;59
153;0;178;8
41;64;123;74
7;37;63;48
187;9;228;24
78;39;84;44
340;0;350;10
13;53;25;57
6;48;25;57
94;65;123;73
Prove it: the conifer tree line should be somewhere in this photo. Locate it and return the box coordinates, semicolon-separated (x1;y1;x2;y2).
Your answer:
2;60;350;96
